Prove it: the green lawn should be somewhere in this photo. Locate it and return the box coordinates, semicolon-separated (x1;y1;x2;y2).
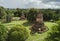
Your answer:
1;20;57;41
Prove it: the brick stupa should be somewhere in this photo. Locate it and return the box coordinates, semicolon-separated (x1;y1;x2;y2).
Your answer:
30;11;47;34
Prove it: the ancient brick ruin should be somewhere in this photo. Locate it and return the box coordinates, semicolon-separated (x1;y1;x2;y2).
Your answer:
20;12;26;20
30;11;48;34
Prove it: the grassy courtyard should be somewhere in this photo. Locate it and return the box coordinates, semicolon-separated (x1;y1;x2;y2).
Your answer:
0;20;57;41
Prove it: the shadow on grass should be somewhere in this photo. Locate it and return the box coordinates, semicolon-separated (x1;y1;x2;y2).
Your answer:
23;22;32;27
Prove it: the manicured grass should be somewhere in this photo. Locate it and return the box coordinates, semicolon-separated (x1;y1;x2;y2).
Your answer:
1;20;57;41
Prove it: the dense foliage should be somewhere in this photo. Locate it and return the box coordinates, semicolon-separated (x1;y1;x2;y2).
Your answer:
7;25;29;41
0;6;60;22
45;21;60;41
43;9;60;21
5;13;12;23
0;24;8;41
14;8;22;17
0;6;6;19
27;8;38;23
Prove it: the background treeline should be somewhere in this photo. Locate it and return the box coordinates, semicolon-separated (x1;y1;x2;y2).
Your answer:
0;6;60;23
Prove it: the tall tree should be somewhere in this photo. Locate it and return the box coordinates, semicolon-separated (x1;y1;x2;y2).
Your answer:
0;6;6;19
43;9;54;21
14;8;22;17
27;8;38;23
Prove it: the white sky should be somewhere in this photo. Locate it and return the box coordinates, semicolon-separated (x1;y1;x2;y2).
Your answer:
0;0;60;9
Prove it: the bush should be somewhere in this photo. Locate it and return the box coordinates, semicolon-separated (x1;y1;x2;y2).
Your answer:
45;21;60;41
0;24;8;41
7;25;29;41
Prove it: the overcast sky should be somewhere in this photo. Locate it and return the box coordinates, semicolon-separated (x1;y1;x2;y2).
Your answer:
0;0;60;9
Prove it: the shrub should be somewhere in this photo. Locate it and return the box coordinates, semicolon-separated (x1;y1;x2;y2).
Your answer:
45;21;60;41
0;24;8;41
7;25;29;41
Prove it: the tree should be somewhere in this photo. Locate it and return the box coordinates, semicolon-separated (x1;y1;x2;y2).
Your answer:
3;9;13;23
52;10;60;21
0;6;6;19
0;24;8;41
5;13;12;23
43;9;54;21
14;8;22;17
27;8;38;23
7;25;29;41
22;10;28;18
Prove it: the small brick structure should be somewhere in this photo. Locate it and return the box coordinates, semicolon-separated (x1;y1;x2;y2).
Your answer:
30;11;48;34
20;13;26;20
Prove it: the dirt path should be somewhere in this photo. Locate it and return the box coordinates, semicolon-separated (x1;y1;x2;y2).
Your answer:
33;35;46;41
